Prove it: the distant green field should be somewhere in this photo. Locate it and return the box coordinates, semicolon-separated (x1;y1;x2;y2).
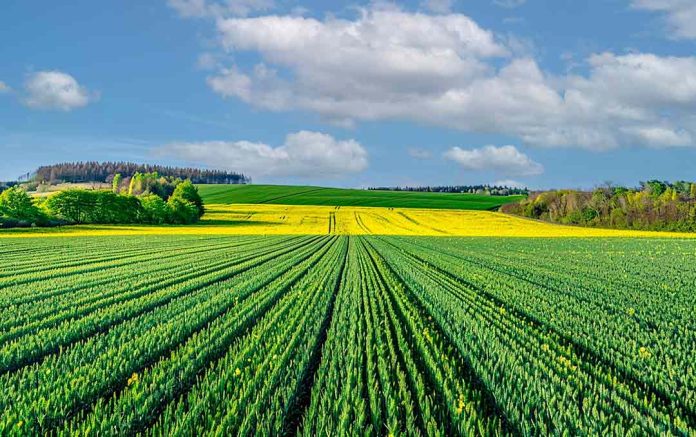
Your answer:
198;184;524;210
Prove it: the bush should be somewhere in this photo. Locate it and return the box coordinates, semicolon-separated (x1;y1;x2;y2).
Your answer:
45;190;97;224
13;179;205;228
167;197;199;224
0;187;44;224
140;194;170;224
46;190;144;224
170;180;204;217
91;192;144;224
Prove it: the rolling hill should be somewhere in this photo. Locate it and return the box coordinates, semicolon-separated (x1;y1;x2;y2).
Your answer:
197;184;524;210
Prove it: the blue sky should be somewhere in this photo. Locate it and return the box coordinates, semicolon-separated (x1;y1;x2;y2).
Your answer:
1;0;696;189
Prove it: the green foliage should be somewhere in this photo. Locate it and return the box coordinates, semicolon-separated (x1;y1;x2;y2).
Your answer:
112;173;122;193
45;190;144;224
128;172;142;196
167;197;199;224
3;178;207;227
126;171;180;200
93;192;144;224
170;180;204;217
139;194;169;224
0;187;42;223
504;181;696;232
197;184;524;210
45;190;93;224
671;180;691;197
43;181;204;226
642;180;668;197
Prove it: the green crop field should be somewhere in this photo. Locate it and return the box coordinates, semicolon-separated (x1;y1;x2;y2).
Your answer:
197;184;524;210
1;234;694;435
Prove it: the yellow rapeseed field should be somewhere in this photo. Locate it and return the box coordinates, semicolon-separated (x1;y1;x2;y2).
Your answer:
2;203;696;238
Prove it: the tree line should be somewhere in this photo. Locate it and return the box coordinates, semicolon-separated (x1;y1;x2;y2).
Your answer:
29;161;249;185
369;184;528;196
501;180;696;232
0;177;204;229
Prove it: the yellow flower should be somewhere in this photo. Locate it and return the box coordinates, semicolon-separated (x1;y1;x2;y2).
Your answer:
627;307;636;317
235;368;242;377
127;372;139;386
557;356;577;372
639;347;651;359
455;394;466;414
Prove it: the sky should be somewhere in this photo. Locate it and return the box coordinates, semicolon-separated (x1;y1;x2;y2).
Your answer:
1;0;696;189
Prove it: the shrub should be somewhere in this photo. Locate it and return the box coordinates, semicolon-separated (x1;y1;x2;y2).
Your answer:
140;194;170;224
170;180;204;217
46;190;144;224
0;187;43;223
167;197;199;224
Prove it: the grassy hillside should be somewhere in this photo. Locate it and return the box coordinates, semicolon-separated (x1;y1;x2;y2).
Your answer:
198;184;524;210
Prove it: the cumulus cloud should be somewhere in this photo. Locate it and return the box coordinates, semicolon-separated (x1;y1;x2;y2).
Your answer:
0;81;10;93
632;0;696;39
158;131;368;178
214;8;508;92
199;5;696;150
23;71;94;111
210;6;504;115
622;126;693;147
168;0;274;18
444;145;543;176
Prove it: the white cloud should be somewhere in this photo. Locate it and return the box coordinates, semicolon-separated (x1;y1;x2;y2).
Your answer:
0;81;10;93
210;6;506;115
207;66;253;101
493;179;527;188
200;5;696;150
168;0;274;18
23;71;94;111
578;53;696;107
444;145;543;176
422;0;454;14
158;131;368;178
632;0;696;39
622;126;693;147
408;147;433;159
493;0;526;8
215;8;508;78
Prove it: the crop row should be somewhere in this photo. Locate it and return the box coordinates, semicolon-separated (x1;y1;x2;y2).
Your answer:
0;234;693;435
385;236;696;421
368;236;694;434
